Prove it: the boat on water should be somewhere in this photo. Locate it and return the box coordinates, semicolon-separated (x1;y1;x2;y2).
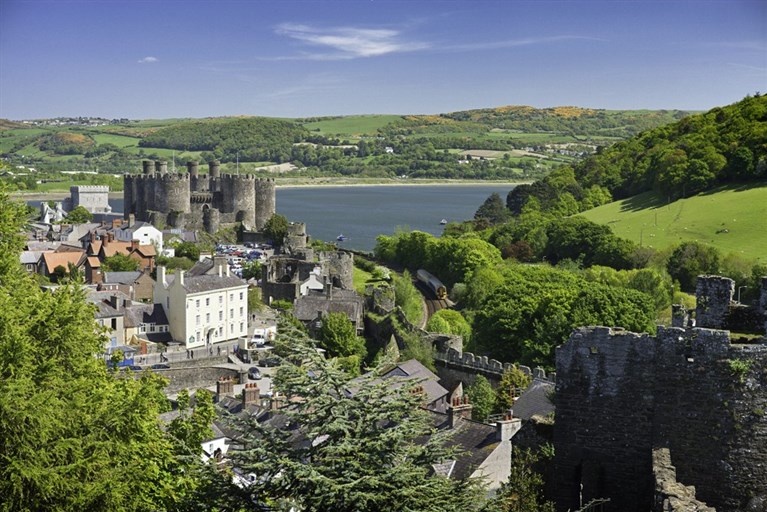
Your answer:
440;219;447;225
336;234;348;242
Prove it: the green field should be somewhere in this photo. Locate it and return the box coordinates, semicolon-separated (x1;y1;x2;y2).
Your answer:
302;115;402;136
579;183;767;262
90;133;142;148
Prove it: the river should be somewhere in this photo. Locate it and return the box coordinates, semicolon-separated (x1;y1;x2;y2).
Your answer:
27;183;516;252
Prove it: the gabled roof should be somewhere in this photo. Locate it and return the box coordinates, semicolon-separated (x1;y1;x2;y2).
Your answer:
41;250;85;272
86;256;101;268
187;257;215;277
20;250;44;265
426;411;500;481
511;379;555;421
123;303;168;328
380;359;448;408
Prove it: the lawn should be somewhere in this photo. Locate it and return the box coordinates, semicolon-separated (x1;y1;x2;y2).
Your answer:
579;182;767;263
91;133;142;148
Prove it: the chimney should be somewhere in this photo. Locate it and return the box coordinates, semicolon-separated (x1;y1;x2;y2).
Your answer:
242;383;261;407
495;414;522;443
107;232;114;243
178;270;185;287
157;265;167;287
216;377;235;401
270;392;285;411
130;239;139;251
109;295;121;310
213;256;227;276
112;218;123;229
90;231;96;243
128;214;135;228
447;395;473;429
325;282;332;299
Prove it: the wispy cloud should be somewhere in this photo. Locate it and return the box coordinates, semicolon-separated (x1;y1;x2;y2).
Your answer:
138;56;159;64
445;35;606;51
274;23;430;60
261;74;345;99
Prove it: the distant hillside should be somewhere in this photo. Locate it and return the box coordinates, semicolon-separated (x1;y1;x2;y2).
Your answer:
579;183;767;262
139;117;308;162
574;95;767;199
506;95;767;216
0;119;27;131
442;105;693;138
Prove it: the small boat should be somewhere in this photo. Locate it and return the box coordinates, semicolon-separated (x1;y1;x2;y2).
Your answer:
440;219;447;225
336;234;348;242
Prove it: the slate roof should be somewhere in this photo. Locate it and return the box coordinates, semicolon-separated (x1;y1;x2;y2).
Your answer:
180;274;246;294
187;257;215;277
103;271;143;284
85;290;130;318
123;303;168;328
426;411;500;481
511;379;555;421
380;359;448;409
20;250;44;265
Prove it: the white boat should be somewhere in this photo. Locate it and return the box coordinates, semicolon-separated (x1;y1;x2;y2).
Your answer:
336;234;348;242
440;219;447;225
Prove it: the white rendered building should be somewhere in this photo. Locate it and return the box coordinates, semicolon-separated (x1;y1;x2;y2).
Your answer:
154;265;249;349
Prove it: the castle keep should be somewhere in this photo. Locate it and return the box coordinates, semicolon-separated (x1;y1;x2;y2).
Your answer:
123;160;276;233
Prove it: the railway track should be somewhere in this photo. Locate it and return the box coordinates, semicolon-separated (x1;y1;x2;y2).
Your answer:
414;280;452;319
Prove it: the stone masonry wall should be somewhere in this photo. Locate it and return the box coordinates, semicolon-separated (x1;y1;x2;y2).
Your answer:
653;448;715;512
555;325;767;512
696;276;735;329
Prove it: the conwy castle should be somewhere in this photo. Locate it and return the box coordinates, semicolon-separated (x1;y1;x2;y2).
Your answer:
123;160;276;233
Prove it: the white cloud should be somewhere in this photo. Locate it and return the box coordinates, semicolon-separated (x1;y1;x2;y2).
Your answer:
138;56;159;64
275;23;429;60
445;35;606;52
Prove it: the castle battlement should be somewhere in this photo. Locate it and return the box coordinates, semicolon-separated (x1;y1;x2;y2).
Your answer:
123;160;276;233
71;185;109;192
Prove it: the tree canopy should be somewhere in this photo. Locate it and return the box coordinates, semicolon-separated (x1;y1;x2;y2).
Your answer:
0;189;207;511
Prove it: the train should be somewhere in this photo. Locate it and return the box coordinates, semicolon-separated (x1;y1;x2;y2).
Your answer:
417;269;447;300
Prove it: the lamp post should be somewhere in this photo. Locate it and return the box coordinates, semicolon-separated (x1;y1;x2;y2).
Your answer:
738;286;748;304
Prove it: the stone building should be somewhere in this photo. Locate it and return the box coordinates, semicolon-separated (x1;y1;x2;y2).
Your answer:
124;160;276;234
64;185;111;214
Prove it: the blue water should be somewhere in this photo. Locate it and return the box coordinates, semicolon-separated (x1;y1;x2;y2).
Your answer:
28;184;516;252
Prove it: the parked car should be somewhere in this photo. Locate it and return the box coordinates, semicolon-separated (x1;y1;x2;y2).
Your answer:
151;363;170;370
127;365;143;371
258;357;281;368
248;366;262;380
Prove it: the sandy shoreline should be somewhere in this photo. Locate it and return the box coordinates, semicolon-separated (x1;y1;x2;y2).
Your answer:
12;179;528;200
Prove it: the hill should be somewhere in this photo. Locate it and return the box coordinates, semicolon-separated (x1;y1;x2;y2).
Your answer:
579;182;767;262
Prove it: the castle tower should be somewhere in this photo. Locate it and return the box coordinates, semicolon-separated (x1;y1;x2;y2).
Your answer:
142;160;155;176
164;174;191;228
255;178;276;230
155;161;168;174
695;276;735;329
123;174;134;220
225;175;256;227
209;160;221;179
321;251;354;290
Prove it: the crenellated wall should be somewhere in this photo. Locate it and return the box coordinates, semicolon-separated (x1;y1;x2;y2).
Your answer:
123;160;276;233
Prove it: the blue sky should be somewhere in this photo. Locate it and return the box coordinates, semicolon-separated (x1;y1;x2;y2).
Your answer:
1;0;765;119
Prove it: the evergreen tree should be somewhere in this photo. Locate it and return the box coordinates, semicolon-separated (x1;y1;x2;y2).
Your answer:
223;333;487;512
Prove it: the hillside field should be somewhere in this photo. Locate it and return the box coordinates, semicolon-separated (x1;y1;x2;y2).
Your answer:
301;115;403;136
579;182;767;262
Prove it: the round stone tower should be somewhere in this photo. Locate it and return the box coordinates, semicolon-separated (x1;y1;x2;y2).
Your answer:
227;174;257;227
142;160;155;176
155;161;168;174
164;173;191;215
203;205;220;234
321;251;355;290
123;174;134;220
255;178;276;231
209;160;221;179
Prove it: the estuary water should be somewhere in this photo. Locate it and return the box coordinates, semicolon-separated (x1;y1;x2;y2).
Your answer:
28;183;516;252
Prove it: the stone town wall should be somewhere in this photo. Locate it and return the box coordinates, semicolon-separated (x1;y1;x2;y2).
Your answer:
652;448;715;512
434;346;554;391
554;325;767;512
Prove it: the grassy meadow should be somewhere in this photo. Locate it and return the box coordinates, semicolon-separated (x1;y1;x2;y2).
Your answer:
302;115;402;136
579;182;767;262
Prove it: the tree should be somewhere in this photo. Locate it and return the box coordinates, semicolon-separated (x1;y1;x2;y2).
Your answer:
223;336;487;511
102;252;140;272
175;241;200;261
317;311;367;362
491;449;554;512
263;213;289;246
466;375;495;422
65;205;93;223
495;365;533;414
667;241;721;292
242;259;261;281
474;192;509;225
0;190;205;510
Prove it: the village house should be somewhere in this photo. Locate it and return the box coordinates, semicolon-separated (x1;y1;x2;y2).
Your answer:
153;266;249;350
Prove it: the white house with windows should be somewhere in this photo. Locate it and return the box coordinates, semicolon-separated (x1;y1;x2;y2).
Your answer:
154;265;249;349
